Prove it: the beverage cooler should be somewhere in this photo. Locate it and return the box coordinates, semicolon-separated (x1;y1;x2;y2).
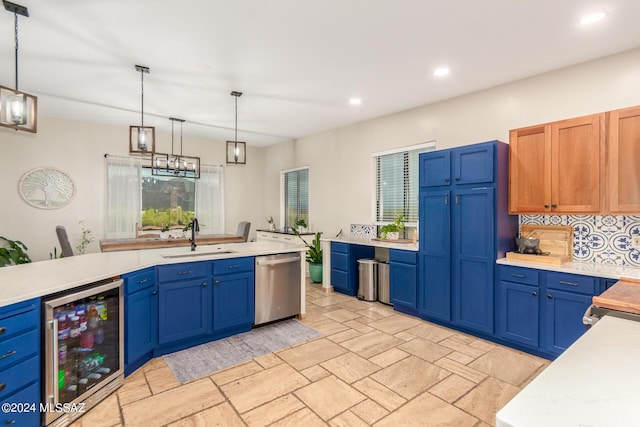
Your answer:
43;278;124;427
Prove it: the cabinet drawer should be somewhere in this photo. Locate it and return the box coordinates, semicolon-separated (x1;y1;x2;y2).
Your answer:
125;268;155;295
157;262;208;283
499;266;539;286
256;232;271;241
331;252;348;271
390;249;417;265
0;355;39;401
0;305;39;344
331;242;348;254
0;381;41;427
0;298;38;321
213;257;254;275
0;329;39;371
546;272;595;295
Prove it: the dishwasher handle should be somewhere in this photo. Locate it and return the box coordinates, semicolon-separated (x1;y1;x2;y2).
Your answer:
256;255;301;266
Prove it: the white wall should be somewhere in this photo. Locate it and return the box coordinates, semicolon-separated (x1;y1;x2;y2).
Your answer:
0;117;263;261
261;48;640;238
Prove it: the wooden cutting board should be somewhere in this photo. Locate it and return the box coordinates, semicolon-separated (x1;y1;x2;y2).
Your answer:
521;225;573;259
592;277;640;315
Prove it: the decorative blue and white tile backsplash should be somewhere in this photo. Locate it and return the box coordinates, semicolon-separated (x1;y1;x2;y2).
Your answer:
520;215;640;267
350;224;377;239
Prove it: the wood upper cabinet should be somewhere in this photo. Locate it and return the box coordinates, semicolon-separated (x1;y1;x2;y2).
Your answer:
509;113;604;214
609;105;640;213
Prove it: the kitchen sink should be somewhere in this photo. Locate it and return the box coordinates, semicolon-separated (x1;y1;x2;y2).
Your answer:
162;250;236;259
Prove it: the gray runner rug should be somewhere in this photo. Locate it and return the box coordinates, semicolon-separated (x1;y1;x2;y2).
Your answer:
163;319;322;383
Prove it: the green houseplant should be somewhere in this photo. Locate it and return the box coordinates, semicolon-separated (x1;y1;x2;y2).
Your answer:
293;228;323;283
0;236;32;267
379;213;405;240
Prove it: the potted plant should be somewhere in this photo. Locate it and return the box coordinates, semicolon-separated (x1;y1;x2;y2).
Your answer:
0;236;32;267
266;215;276;231
160;224;170;239
293;228;323;283
294;218;308;233
379;213;405;240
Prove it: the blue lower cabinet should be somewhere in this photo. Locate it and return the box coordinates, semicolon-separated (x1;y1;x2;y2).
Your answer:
542;289;592;356
158;278;211;345
389;249;417;309
213;271;255;332
124;268;157;375
496;280;539;347
331;242;374;296
0;382;41;427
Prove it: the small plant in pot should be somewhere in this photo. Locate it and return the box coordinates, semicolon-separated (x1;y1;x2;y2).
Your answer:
293;228;323;283
266;215;276;231
294;218;308;233
379;213;405;240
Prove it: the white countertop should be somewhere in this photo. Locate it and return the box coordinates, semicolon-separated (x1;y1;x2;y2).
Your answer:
323;236;418;251
496;315;640;427
0;241;306;308
496;258;640;280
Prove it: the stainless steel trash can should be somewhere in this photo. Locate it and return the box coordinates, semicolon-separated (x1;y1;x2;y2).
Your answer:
378;262;391;305
357;259;378;301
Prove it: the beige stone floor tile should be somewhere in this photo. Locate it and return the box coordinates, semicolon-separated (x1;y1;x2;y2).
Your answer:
323;308;362;322
209;360;264;386
371;355;451;400
142;356;168;373
354;315;377;324
241;394;305;427
398;337;452;362
338;299;376;312
168;402;244;427
405;323;455;343
368;348;410;368
307;318;350;335
309;294;353;308
468;347;546;387
221;364;309;414
447;351;476;365
70;392;121;427
429;374;476;403
351;399;389;424
254;352;283;369
352;377;406;412
327;328;364;343
455;377;521;425
449;333;476;345
121;378;224;426
278;338;348;370
300;365;332;382
321;352;380;383
439;337;487;358
145;364;180;393
329;410;370;427
375;392;478;427
394;330;416;341
340;330;404;358
118;368;151;406
435;358;488;383
368;315;421;334
469;338;497;352
355;307;392;321
294;375;366;420
343;319;375;333
270;408;327;427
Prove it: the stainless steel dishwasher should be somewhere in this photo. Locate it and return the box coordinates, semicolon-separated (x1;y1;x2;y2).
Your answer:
254;253;301;325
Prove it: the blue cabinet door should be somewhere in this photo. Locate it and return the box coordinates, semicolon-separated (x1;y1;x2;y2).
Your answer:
420;150;451;187
158;278;210;344
452;188;495;334
452;143;495;185
213;271;255;331
390;261;417;309
125;286;157;372
542;289;592;356
496;281;539;347
419;190;451;321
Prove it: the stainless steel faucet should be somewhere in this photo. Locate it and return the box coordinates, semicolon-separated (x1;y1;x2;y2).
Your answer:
189;218;199;251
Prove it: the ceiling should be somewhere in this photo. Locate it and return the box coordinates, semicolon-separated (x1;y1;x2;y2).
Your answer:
1;0;640;147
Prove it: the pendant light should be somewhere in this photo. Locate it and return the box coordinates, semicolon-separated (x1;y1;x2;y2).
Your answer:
129;65;155;155
152;117;200;179
0;0;37;133
226;91;246;165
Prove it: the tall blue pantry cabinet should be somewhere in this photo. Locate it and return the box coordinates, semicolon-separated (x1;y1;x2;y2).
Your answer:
418;141;517;334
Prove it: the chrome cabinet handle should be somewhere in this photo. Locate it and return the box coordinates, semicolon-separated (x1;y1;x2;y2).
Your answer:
560;281;579;287
4;420;17;426
137;277;151;284
547;294;553;299
214;280;220;286
455;177;460;181
177;270;192;275
455;195;460;205
202;282;207;287
444;195;449;205
0;350;16;361
228;265;240;269
511;273;525;278
151;290;157;296
532;291;537;297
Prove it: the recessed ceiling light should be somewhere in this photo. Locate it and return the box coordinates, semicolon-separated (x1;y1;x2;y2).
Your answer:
349;98;362;105
580;11;607;25
433;67;450;77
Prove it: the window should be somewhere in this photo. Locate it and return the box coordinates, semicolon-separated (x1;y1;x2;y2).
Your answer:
374;142;435;226
282;167;309;229
141;168;196;228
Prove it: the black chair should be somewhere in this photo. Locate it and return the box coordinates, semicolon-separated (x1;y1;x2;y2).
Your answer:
236;221;251;242
56;226;74;257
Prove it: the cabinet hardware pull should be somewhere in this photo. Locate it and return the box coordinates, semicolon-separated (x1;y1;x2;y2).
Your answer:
444;195;449;205
444;178;449;183
511;274;525;278
551;204;557;208
214;280;220;285
202;282;207;287
0;383;5;392
0;350;16;361
455;177;460;181
532;291;537;297
228;265;240;269
560;281;579;287
0;326;5;335
152;290;157;296
455;195;460;205
547;294;553;299
4;420;16;426
177;270;192;275
137;277;151;284
544;204;550;208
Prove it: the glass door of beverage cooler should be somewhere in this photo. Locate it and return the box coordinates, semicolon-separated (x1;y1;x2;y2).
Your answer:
43;278;124;426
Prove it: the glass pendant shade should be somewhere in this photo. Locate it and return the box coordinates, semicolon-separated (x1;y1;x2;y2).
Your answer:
129;125;155;154
226;141;246;164
151;117;200;179
0;86;36;131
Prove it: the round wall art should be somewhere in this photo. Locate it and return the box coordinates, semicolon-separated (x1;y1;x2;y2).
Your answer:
19;167;76;209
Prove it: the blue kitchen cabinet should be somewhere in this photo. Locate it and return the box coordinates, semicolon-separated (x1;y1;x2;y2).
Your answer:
420;150;450;187
496;266;540;347
0;298;41;427
212;257;255;332
331;242;375;296
389;249;418;310
123;268;157;376
452;143;495;185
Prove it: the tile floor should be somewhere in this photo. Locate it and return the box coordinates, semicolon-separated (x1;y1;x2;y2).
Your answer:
69;283;550;427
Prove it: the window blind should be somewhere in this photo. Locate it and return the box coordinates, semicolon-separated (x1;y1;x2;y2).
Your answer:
284;168;309;229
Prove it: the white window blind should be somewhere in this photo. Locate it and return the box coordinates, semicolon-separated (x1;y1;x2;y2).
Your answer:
283;168;309;229
375;145;433;224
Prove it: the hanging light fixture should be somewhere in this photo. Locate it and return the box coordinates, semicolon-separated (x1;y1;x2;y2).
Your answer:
226;91;246;165
152;117;200;179
129;65;155;155
0;1;37;133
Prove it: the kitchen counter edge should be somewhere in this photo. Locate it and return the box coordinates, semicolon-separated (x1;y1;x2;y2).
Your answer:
322;236;418;251
496;257;640;280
